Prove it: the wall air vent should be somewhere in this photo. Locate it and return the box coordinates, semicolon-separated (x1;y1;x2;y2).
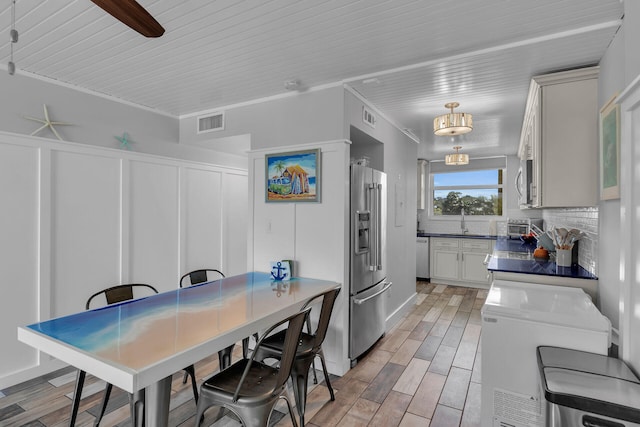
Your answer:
362;106;376;128
197;112;225;134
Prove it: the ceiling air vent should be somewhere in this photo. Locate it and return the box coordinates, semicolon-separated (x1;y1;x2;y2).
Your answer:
362;106;376;128
197;112;225;134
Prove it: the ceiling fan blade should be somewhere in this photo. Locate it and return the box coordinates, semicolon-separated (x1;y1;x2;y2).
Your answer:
91;0;165;38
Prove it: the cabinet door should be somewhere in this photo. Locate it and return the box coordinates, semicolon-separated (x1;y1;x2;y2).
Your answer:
540;78;597;207
461;251;491;284
431;249;459;281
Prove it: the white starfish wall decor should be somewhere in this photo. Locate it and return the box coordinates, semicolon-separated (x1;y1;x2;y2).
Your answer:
23;104;73;141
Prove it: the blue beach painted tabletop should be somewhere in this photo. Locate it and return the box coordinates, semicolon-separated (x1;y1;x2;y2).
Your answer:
19;272;341;393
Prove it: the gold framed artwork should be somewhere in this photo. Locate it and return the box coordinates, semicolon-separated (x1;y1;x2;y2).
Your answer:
600;94;620;200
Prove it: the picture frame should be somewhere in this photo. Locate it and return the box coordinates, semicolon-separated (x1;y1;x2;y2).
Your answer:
265;148;321;202
600;94;620;200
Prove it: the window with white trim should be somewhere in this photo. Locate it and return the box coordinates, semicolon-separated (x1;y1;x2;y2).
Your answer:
431;168;504;216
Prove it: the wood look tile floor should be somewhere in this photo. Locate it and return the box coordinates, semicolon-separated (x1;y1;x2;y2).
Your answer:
0;281;486;427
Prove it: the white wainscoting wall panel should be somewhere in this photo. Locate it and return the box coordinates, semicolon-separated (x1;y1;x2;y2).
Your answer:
0;142;40;379
51;151;122;318
129;160;180;292
0;131;248;389
222;172;250;276
181;166;223;276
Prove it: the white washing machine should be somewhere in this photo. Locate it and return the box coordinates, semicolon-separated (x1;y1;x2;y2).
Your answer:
480;280;611;427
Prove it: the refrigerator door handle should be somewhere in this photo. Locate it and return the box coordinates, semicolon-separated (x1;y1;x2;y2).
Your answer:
376;183;383;270
353;281;392;305
368;183;377;271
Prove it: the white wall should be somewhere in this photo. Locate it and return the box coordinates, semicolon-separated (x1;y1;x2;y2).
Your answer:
0;139;40;384
204;85;420;374
595;3;630;333
248;140;351;375
596;1;640;373
0;72;175;144
344;90;419;329
183;86;353;373
625;2;640;83
179;87;345;150
597;17;625;330
617;0;640;371
0;72;247;169
618;76;640;374
0;131;248;389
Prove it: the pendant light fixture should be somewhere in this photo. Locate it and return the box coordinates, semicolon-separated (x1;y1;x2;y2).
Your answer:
434;102;473;136
8;0;18;75
445;146;469;166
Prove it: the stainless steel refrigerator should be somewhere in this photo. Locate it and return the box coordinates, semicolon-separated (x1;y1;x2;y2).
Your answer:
349;163;392;362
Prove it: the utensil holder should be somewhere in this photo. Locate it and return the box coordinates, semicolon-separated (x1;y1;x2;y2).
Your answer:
556;248;572;267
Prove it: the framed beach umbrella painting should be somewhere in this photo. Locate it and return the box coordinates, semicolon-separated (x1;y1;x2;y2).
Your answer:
265;148;321;202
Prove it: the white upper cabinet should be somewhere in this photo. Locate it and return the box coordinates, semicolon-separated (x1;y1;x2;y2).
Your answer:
519;67;599;208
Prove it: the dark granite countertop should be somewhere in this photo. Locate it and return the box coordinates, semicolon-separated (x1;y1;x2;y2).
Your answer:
417;232;497;240
487;237;597;280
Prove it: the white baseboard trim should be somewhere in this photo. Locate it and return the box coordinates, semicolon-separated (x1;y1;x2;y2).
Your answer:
430;279;491;290
386;292;418;331
0;359;68;390
324;356;351;377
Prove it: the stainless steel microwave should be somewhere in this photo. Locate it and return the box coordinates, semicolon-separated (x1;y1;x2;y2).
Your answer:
515;158;533;207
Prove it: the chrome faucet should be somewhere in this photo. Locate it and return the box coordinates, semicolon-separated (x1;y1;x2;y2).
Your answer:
461;208;468;234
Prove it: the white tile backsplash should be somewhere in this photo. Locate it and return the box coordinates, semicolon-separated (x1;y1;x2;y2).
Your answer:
421;218;501;236
418;207;600;276
542;207;599;275
418;211;506;236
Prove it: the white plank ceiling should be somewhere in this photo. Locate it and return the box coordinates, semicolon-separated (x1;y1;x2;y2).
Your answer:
1;0;624;159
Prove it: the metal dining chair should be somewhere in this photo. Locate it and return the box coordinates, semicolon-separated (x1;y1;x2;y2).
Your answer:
194;307;311;427
253;286;341;427
69;283;198;426
179;269;226;288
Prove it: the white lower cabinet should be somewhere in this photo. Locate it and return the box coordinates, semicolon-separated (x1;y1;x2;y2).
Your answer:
431;239;459;281
461;251;491;282
430;237;494;287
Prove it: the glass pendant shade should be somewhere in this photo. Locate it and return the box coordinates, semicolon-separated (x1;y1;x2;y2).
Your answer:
434;102;473;136
445;146;469;165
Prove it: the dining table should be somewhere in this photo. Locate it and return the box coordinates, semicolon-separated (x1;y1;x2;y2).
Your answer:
17;271;341;426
